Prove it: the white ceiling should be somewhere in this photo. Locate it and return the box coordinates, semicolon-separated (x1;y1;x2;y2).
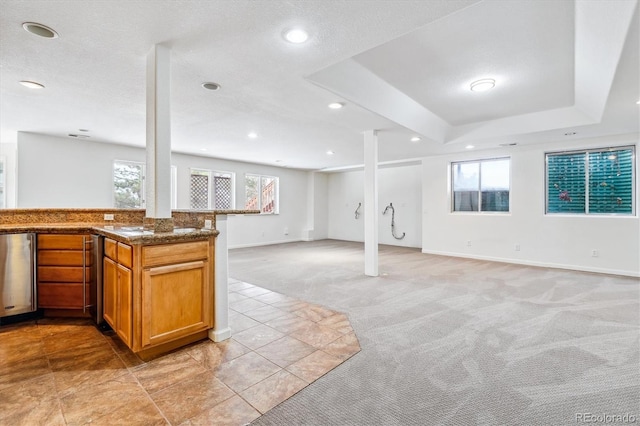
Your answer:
0;0;638;171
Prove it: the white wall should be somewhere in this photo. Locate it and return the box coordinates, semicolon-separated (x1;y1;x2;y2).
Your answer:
422;133;640;277
16;132;315;248
0;143;17;208
326;163;422;248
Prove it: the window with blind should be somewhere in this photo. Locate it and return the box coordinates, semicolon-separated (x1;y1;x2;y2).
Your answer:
245;174;278;214
452;158;510;212
546;146;635;215
189;169;234;210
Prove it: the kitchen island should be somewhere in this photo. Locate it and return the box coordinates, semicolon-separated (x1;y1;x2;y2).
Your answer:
0;208;257;359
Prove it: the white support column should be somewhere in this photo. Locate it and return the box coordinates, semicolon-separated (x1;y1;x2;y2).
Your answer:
209;214;231;342
145;44;172;220
364;130;379;276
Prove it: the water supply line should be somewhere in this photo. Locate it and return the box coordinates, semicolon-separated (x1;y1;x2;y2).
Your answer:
354;202;361;219
383;203;406;240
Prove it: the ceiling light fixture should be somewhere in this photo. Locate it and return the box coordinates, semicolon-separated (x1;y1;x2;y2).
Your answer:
78;129;89;132
202;82;221;91
328;102;344;109
68;134;90;139
284;28;309;44
247;132;258;139
410;137;421;142
22;22;58;39
470;78;495;92
19;80;45;89
564;132;576;136
326;150;335;155
636;100;640;104
465;145;475;149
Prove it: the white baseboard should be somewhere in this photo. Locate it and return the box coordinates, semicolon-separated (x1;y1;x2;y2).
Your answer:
420;249;640;278
229;238;303;249
208;327;231;342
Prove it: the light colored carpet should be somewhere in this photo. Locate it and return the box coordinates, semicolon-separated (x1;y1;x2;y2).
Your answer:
229;240;640;426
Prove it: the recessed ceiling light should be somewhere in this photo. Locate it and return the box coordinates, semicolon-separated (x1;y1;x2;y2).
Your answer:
410;137;421;142
328;102;344;109
78;128;89;132
19;80;44;89
22;22;58;39
499;142;518;147
247;132;258;139
636;100;640;104
465;145;475;149
564;132;576;136
284;28;309;44
200;148;208;152
470;78;495;92
68;134;90;139
202;82;221;91
275;160;282;163
326;150;335;155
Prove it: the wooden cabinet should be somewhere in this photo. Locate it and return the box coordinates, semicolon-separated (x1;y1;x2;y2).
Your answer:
141;241;212;348
103;237;214;359
37;234;92;313
103;238;133;347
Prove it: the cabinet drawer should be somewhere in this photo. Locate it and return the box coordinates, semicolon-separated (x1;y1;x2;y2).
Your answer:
38;283;87;308
38;234;87;250
38;250;91;266
142;241;209;267
38;266;87;283
105;238;117;261
117;243;133;269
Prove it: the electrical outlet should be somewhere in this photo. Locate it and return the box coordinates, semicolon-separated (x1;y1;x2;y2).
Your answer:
591;249;599;257
515;244;521;251
204;219;212;229
466;240;472;247
104;214;114;221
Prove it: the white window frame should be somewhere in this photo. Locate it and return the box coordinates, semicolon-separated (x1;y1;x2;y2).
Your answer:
113;160;146;208
113;161;177;209
189;168;235;210
450;157;511;213
245;173;279;214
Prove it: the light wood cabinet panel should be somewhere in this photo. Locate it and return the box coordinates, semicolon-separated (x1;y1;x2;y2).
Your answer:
103;256;117;329
117;263;133;347
141;260;210;348
142;241;208;267
104;238;117;260
103;237;214;359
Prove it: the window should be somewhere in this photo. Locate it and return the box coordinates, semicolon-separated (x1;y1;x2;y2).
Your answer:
245;174;278;214
113;161;177;209
113;161;145;208
189;169;234;210
452;158;510;212
546;146;635;215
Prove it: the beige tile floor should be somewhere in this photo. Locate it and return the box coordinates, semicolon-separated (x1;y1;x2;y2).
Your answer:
0;279;360;425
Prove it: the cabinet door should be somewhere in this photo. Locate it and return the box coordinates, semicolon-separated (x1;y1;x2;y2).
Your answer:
116;264;133;348
141;260;211;348
103;257;117;329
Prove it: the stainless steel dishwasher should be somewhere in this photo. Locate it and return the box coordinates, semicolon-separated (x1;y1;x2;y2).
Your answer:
0;233;36;318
